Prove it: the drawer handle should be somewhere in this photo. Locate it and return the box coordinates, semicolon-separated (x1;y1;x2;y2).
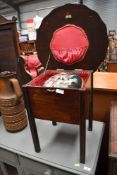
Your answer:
44;169;52;175
47;89;55;92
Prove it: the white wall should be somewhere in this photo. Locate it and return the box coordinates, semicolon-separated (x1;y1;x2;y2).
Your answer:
19;0;75;34
84;0;117;32
3;0;117;34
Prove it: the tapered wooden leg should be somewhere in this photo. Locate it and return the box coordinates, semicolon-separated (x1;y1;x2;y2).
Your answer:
88;72;93;131
23;86;41;152
80;119;86;164
52;121;57;126
79;92;86;164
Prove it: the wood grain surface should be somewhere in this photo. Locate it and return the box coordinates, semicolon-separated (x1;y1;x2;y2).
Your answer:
90;72;117;122
94;72;117;92
109;101;117;155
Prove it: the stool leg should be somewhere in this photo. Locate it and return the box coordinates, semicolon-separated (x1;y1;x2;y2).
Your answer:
52;121;57;126
88;72;93;131
80;118;86;163
23;86;41;152
79;92;86;164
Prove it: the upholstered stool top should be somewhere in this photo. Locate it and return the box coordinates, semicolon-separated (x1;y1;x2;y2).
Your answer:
50;24;89;65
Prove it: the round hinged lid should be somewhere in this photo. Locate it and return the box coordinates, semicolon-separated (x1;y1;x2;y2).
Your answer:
36;3;108;71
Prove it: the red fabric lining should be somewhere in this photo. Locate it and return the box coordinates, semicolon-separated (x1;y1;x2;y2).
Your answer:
28;70;90;87
21;54;42;79
50;24;89;65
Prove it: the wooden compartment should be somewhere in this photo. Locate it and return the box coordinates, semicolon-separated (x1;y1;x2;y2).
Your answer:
25;70;91;124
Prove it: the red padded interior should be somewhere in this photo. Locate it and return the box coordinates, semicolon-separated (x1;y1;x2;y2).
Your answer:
28;70;90;87
22;54;42;78
50;24;89;65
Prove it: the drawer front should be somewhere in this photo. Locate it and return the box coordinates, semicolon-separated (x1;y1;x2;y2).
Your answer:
54;169;74;175
23;168;44;175
0;148;18;165
24;169;74;175
19;156;53;175
19;156;77;175
28;87;82;124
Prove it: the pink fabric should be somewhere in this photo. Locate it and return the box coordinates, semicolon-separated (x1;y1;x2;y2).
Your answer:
22;54;43;78
50;24;89;65
28;70;90;87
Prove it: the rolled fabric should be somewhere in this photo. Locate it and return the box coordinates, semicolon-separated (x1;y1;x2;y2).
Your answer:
43;72;83;88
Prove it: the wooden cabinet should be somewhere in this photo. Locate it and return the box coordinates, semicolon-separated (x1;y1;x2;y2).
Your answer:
19;40;36;55
0;16;19;72
107;61;117;72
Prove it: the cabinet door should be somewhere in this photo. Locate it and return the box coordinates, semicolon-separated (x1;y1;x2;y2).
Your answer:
0;15;19;72
19;156;53;175
22;168;43;175
54;169;75;175
0;148;18;165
